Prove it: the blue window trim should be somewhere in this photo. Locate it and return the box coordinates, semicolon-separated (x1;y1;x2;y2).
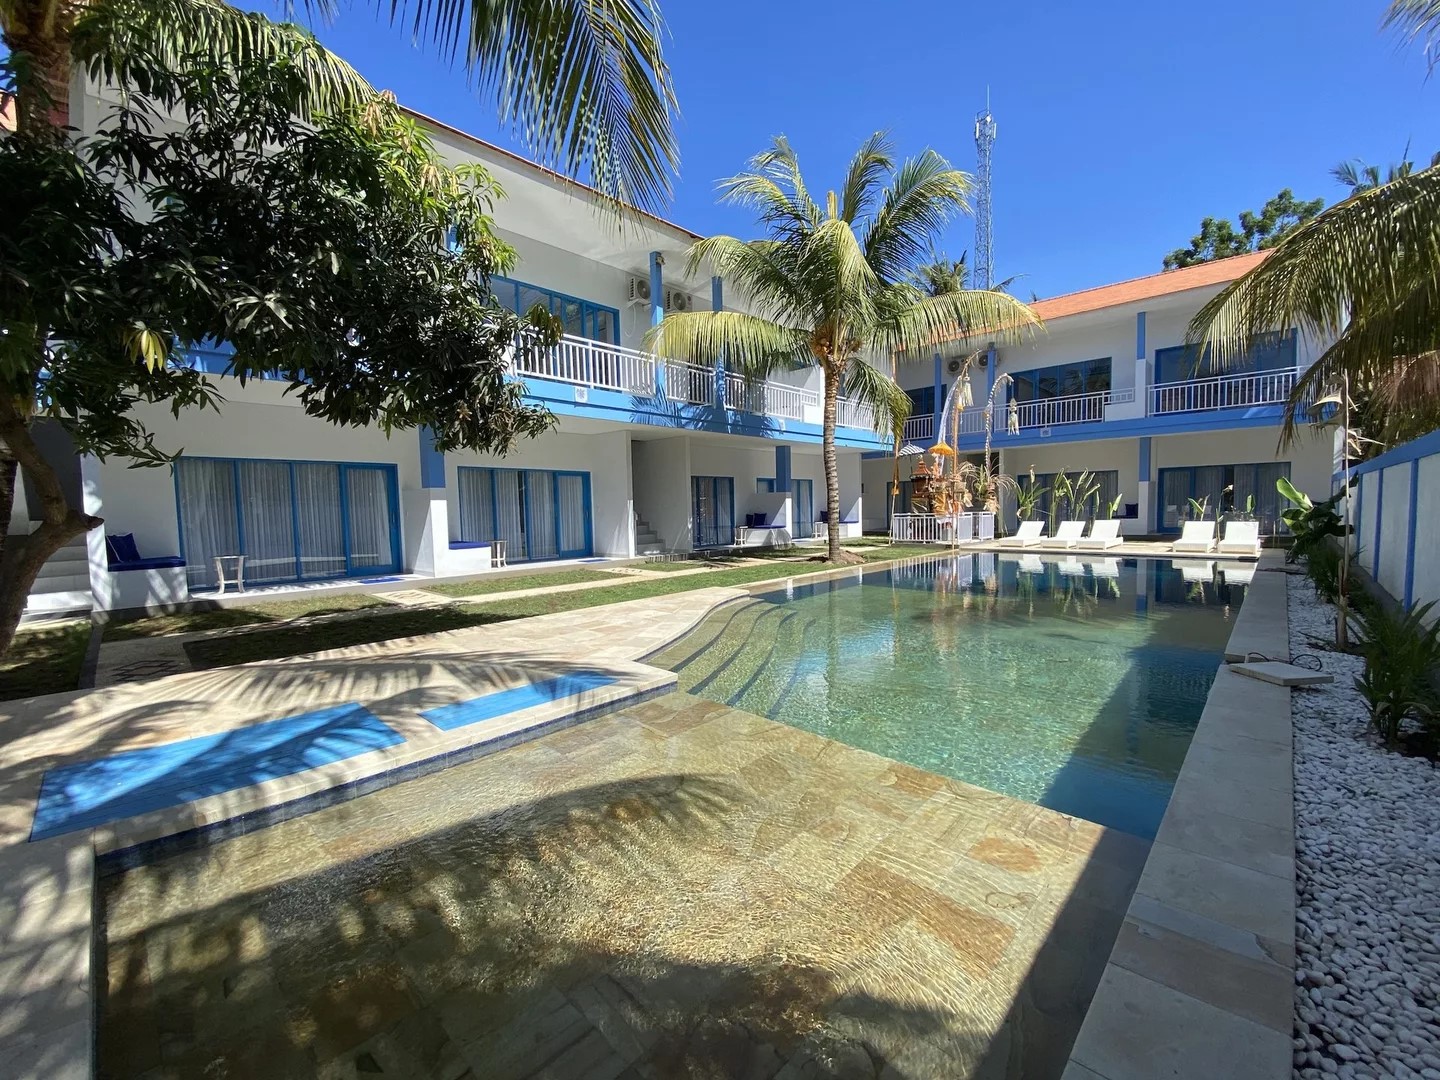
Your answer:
454;465;594;561
173;454;402;590
492;275;621;345
691;475;736;548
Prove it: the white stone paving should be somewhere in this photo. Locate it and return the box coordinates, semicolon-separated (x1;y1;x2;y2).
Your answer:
1289;574;1440;1080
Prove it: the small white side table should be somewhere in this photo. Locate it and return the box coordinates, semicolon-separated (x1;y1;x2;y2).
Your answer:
214;555;246;595
491;540;508;568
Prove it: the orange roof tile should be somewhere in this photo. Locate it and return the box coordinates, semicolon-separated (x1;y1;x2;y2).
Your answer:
1029;251;1269;322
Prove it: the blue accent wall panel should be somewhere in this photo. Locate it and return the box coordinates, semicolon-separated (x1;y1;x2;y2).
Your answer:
419;427;445;489
420;671;620;731
30;704;401;841
1136;311;1147;361
774;445;793;495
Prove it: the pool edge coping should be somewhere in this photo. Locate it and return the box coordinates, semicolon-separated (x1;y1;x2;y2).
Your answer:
1062;552;1295;1080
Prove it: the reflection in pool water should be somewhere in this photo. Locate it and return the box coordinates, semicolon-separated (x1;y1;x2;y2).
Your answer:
651;554;1243;839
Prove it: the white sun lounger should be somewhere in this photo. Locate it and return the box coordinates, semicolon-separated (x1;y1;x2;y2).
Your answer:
1217;520;1261;558
1170;521;1217;553
1076;519;1122;550
1221;563;1257;587
1018;554;1045;574
1052;520;1086;548
1012;520;1045;547
1088;558;1121;579
1175;559;1216;583
1057;556;1085;576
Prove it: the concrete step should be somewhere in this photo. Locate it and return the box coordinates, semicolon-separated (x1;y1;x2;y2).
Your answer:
32;572;91;593
24;589;92;615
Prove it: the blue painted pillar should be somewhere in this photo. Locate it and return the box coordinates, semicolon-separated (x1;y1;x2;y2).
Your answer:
931;353;943;437
775;444;793;537
649;251;666;396
985;343;998;438
1136;310;1149;414
1405;459;1420;606
712;276;726;407
1137;435;1152;533
419;427;445;489
1373;470;1385;578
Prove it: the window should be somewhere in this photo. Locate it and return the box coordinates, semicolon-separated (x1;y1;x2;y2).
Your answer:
456;467;592;561
1156;462;1290;534
906;385;944;416
1154;330;1297;384
1009;359;1111;403
1024;469;1120;523
491;277;621;344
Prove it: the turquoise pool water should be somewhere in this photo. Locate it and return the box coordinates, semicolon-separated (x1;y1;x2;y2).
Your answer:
651;554;1245;839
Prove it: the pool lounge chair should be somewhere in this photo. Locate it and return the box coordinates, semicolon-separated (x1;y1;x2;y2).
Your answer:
1013;520;1045;547
1052;520;1086;548
1018;554;1045;574
1057;556;1085;576
1175;559;1217;584
1088;557;1121;579
1170;521;1217;554
1076;519;1122;550
1217;520;1261;558
1221;563;1257;587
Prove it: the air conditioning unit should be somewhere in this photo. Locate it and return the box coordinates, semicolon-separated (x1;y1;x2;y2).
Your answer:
664;288;692;312
947;357;963;375
627;276;652;305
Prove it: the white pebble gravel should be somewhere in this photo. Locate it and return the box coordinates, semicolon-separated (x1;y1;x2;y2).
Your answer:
1289;574;1440;1079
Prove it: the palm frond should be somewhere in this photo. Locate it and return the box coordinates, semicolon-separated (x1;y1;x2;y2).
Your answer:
863;150;972;284
683;235;810;326
1385;0;1440;66
644;310;809;377
876;287;1040;358
717;136;822;240
838;131;893;225
841;353;910;437
73;0;375;118
805;217;878;332
1189;164;1440;366
386;0;676;213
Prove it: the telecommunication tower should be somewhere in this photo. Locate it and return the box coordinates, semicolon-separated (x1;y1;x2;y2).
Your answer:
973;102;997;290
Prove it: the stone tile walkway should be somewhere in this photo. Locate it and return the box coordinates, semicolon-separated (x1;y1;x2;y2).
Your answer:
99;693;1150;1079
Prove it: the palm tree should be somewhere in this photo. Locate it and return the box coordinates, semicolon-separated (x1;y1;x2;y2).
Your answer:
647;134;1038;562
2;0;676;210
1332;150;1440;195
1188;1;1440;449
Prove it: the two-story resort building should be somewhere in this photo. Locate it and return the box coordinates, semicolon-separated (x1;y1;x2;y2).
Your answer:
18;82;1335;618
862;254;1338;538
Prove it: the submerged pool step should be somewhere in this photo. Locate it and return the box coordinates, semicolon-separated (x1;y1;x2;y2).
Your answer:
690;603;796;698
660;600;774;686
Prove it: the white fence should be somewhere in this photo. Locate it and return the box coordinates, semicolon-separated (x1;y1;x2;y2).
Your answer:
1347;428;1440;614
1013;390;1111;430
890;512;996;544
514;335;659;394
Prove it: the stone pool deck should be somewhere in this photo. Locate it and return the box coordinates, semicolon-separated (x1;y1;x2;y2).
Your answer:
0;552;1297;1079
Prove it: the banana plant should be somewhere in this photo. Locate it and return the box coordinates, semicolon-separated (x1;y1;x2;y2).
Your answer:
1277;477;1350;564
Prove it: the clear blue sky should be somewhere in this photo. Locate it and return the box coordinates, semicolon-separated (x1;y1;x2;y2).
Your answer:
274;0;1437;299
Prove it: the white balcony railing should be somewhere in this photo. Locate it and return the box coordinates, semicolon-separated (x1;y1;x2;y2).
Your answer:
836;396;877;432
1013;389;1111;430
1151;369;1297;415
663;360;715;406
513;334;659;394
902;413;933;441
722;372;817;421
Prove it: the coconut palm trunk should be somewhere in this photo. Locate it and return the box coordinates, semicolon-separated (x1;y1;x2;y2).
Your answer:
822;359;843;560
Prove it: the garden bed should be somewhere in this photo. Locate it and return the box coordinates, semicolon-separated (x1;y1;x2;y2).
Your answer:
1288;573;1440;1079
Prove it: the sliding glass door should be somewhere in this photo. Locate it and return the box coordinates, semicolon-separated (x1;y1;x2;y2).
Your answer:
176;457;400;590
1157;461;1290;534
793;478;815;539
691;476;735;548
455;467;592;561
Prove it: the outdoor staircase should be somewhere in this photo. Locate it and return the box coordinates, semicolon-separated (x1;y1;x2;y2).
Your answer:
634;515;666;555
22;535;93;619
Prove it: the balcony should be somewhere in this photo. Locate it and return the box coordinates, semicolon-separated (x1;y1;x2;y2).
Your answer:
1151;369;1297;415
512;334;878;433
901;368;1300;443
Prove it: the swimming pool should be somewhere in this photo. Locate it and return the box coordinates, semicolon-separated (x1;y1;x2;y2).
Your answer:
651;553;1243;838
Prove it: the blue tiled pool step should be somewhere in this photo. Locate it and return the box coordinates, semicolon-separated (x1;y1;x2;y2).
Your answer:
420;671;620;731
31;703;402;841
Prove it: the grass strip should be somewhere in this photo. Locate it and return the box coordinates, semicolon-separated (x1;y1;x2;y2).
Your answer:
0;623;91;700
184;548;949;670
105;593;391;641
423;567;622;598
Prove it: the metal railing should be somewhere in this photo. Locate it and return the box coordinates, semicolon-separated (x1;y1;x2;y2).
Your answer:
890;512;996;544
1151;369;1298;415
1012;389;1111;429
902;413;933;441
663;361;715;406
512;334;659;394
836;396;877;432
722;372;816;421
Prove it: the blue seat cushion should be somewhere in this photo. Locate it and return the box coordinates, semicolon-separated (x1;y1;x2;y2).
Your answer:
109;556;185;572
448;541;489;550
106;533;141;564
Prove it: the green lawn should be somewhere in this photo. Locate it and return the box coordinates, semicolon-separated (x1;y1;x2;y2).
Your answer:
105;593;392;641
423;567;622;598
631;559;716;572
184;550;949;669
0;623;91;700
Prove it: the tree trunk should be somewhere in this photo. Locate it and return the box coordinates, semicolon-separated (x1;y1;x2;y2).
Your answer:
0;396;100;658
822;361;842;562
7;18;73;137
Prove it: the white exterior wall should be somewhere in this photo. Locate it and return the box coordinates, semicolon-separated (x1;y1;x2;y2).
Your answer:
1378;464;1412;601
1414;456;1440;616
631;436;693;551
